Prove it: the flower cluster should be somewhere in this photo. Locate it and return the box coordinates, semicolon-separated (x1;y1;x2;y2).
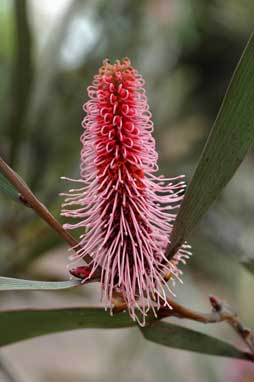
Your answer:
61;58;191;325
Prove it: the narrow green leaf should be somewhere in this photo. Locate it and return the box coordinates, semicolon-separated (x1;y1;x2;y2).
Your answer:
141;321;249;360
0;173;20;202
0;307;251;361
241;258;254;275
169;33;254;253
0;308;135;347
0;276;80;291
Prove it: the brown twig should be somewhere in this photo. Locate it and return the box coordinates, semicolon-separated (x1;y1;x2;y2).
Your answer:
209;296;254;355
113;294;254;360
0;156;95;266
157;295;254;358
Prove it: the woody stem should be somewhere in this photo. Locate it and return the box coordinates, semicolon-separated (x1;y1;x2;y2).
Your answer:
158;295;254;356
0;156;94;265
113;294;254;359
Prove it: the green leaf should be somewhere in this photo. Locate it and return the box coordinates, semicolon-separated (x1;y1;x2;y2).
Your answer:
169;33;254;252
0;307;251;361
0;308;135;347
141;321;249;360
241;258;254;275
0;306;250;361
0;173;20;202
0;276;80;291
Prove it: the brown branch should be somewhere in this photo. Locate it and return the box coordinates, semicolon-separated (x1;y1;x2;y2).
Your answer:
0;156;96;268
209;296;254;355
156;297;220;323
113;294;254;360
157;295;254;357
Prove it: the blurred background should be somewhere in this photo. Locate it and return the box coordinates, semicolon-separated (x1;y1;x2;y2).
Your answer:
0;0;254;381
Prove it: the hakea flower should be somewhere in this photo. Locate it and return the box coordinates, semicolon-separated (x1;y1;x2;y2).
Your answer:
61;58;191;325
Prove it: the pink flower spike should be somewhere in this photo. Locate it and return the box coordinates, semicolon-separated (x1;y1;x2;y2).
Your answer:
61;58;191;325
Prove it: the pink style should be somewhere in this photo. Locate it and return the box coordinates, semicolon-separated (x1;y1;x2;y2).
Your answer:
61;58;191;325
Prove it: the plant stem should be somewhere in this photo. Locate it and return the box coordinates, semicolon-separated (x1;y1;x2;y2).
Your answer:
159;295;254;358
113;295;254;360
0;156;93;264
